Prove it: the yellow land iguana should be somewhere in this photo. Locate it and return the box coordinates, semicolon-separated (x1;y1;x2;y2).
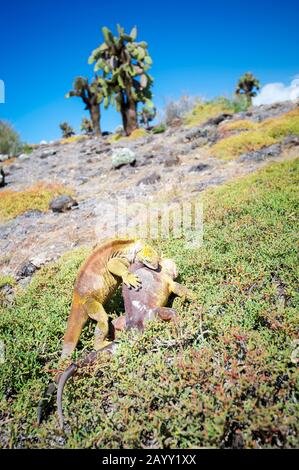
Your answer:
60;238;160;360
56;258;194;429
37;238;159;425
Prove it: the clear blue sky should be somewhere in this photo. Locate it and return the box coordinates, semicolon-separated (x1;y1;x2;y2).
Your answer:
0;0;298;143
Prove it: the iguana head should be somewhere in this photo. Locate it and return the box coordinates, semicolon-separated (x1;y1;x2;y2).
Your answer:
160;258;178;279
134;241;160;270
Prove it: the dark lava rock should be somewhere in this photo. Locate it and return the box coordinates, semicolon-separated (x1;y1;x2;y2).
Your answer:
192;177;226;192
77;176;89;185
189;163;210;172
95;147;109;155
185;127;206;142
164;155;180;167
178;143;195;155
38;150;57;159
184;126;217;144
49;195;78;212
0;284;15;305
0;168;5;187
137;172;161;186
135;153;155;167
235;101;296;123
22;209;43;218
204;113;232;126
239;143;282;162
17;261;37;279
7;164;21;171
282;135;299;148
190;138;208;149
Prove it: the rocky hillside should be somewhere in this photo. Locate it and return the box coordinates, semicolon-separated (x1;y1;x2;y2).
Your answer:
0;100;298;448
1;101;298;288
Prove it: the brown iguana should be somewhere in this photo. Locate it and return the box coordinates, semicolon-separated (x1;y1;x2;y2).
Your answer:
57;257;193;429
60;238;160;360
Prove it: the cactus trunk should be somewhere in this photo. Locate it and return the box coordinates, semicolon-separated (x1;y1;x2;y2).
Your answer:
120;87;138;135
90;103;101;135
121;104;138;135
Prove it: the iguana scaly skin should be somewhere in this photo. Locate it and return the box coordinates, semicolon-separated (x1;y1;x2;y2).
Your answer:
60;238;160;360
120;257;193;331
56;258;194;429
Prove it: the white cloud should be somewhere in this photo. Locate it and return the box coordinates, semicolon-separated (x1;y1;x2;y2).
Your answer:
253;77;299;106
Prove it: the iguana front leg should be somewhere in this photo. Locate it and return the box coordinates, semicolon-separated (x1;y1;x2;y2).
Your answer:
107;258;141;290
169;280;195;302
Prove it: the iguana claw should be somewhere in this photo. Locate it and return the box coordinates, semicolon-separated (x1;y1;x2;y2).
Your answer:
123;273;142;290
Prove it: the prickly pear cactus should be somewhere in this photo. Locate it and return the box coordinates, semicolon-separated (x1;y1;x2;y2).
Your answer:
111;147;136;169
88;25;155;134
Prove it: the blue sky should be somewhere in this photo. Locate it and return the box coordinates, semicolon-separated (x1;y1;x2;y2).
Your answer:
0;0;298;143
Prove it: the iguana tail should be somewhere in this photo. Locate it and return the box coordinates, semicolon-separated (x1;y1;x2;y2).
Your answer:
57;363;78;430
57;343;118;430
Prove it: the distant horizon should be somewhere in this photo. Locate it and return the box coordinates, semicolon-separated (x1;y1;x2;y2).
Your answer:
1;0;298;143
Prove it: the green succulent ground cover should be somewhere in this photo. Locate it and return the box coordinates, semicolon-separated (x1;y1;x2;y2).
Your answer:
0;158;298;448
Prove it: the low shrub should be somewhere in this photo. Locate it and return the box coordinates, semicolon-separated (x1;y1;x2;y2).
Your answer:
211;108;299;160
0;183;73;222
152;124;166;134
184;97;235;127
0;121;23;157
0;275;16;289
220;119;257;133
61;135;88;144
109;128;148;144
126;128;148;140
